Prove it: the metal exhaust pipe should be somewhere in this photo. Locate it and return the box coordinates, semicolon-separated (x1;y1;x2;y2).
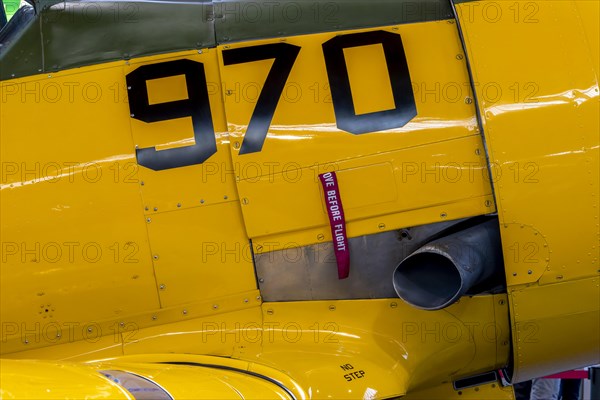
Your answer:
392;218;504;310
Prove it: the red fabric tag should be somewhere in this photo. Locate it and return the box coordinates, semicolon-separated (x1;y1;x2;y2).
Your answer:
319;171;350;279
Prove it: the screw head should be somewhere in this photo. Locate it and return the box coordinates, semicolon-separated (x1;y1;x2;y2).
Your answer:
465;97;473;104
317;233;325;240
456;54;464;60
266;309;274;315
329;305;336;311
159;284;166;290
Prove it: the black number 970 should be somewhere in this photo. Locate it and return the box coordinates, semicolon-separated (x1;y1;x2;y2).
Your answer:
126;30;416;171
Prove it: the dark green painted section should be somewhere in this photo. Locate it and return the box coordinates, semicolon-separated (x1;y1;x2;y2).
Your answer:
0;6;44;79
214;0;453;43
1;0;453;81
42;1;214;72
453;0;479;4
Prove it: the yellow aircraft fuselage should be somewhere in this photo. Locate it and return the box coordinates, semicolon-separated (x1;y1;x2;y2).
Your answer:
0;0;598;398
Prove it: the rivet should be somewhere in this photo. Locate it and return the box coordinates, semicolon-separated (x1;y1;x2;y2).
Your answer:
212;304;219;309
475;148;481;155
120;322;125;327
512;272;517;276
24;339;29;344
200;199;205;204
159;284;166;290
224;195;228;200
259;278;265;283
485;200;492;207
527;270;532;274
198;49;203;54
146;218;151;223
56;333;61;338
317;233;325;240
465;97;473;104
378;223;386;230
87;327;93;333
390;302;398;308
243;298;249;303
440;212;447;218
130;113;135;117
140;181;144;186
456;54;464;60
234;142;241;149
177;203;181;208
499;300;505;305
152;315;157;320
153;207;158;211
267;309;274;315
182;309;188;315
256;296;261;301
145;206;149;211
153;254;159;260
242;198;249;205
329;305;336;311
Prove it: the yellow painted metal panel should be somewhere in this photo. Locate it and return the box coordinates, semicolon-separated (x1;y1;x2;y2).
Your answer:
244;135;494;250
125;50;240;215
509;277;600;379
0;63;160;354
217;22;490;243
0;359;133;399
247;296;508;398
456;0;600;381
145;202;256;307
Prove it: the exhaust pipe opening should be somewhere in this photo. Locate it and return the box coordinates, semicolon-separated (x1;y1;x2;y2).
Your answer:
393;252;463;310
393;218;505;311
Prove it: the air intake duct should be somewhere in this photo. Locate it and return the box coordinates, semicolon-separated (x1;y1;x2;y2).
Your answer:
392;218;504;310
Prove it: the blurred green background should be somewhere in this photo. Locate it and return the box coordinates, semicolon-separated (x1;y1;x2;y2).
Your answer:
4;0;21;21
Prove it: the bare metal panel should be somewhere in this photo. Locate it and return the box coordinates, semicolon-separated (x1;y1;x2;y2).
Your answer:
255;219;465;301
